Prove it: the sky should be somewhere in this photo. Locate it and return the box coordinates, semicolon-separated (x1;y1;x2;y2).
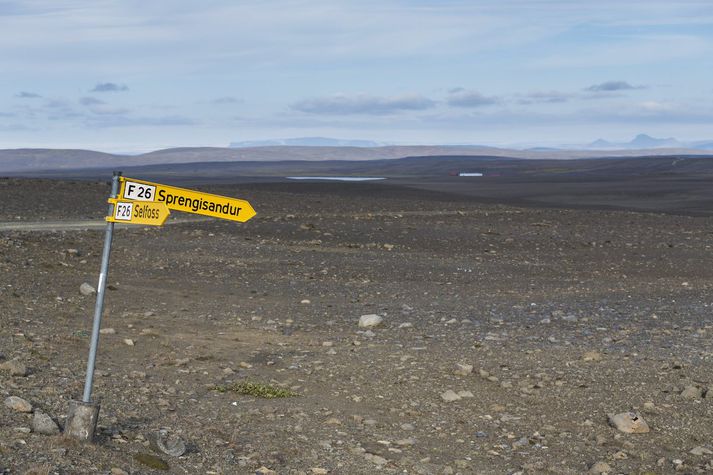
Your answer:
0;0;712;152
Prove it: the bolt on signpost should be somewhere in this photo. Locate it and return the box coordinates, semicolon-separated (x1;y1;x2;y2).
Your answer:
66;172;255;441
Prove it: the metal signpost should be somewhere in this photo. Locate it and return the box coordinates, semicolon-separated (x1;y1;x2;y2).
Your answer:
66;172;255;441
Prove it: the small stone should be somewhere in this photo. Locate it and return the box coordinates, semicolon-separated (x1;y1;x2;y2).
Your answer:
453;363;474;376
359;314;383;328
588;461;612;474
301;299;311;304
32;411;60;435
150;429;186;457
4;396;32;413
123;339;134;346
80;282;96;296
0;360;28;377
440;390;461;402
680;385;704;399
396;437;416;446
239;361;253;369
401;423;415;431
690;446;713;456
457;390;474;398
322;341;334;347
111;469;129;475
311;468;329;474
100;328;116;335
256;467;277;475
642;401;657;413
324;417;341;425
607;412;650;434
398;322;413;329
582;351;602;362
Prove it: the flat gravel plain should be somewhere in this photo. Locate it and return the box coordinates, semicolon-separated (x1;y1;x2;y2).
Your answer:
2;178;713;474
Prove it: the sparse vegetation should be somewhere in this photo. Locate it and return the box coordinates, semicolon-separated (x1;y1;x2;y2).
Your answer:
210;381;298;399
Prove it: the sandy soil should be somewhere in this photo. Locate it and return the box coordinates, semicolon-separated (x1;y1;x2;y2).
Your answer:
2;178;713;474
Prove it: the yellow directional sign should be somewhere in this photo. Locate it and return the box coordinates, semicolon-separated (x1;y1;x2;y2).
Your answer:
106;199;170;226
118;177;256;222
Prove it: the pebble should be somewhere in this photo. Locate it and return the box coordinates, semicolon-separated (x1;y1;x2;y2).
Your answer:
582;351;602;362
100;328;116;335
256;467;277;475
398;322;413;329
123;339;135;346
0;360;28;377
690;446;713;456
588;461;612;474
453;363;474;376
301;299;311;304
32;411;60;435
680;385;704;399
359;314;383;328
79;282;96;296
4;396;32;413
150;429;186;457
440;390;461;402
607;412;650;433
311;469;329;474
111;469;129;475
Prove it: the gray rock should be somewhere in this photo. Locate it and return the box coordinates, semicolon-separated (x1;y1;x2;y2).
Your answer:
588;461;612;474
453;363;474;376
4;396;32;413
681;385;704;399
607;412;650;434
32;411;60;435
358;314;383;328
0;360;28;377
150;429;186;457
80;282;96;296
690;446;713;456
440;390;461;402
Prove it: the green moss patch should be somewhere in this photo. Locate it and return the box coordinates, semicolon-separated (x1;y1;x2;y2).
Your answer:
210;381;298;399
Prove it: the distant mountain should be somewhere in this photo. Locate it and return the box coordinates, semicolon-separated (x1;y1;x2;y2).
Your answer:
587;134;686;150
629;134;681;148
4;145;713;174
691;141;713;150
588;139;615;148
588;134;679;149
230;137;381;148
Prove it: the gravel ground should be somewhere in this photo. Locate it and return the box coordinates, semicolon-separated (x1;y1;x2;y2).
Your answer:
2;178;713;474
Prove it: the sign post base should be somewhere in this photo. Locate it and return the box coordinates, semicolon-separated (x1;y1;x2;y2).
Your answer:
65;400;100;442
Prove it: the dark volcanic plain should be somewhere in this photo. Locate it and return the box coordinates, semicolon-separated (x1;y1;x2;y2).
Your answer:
2;174;713;474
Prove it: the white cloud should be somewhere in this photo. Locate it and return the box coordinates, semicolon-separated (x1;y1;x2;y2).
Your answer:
292;93;435;115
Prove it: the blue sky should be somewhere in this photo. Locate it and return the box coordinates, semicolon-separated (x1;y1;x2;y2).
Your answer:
1;0;712;152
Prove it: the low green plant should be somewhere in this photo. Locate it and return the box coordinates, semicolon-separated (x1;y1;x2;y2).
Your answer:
210;381;297;399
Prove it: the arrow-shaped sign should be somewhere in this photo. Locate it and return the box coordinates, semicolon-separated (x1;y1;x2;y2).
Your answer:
118;177;256;223
106;199;170;226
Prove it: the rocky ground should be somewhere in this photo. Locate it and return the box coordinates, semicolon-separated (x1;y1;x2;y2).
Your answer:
2;178;713;474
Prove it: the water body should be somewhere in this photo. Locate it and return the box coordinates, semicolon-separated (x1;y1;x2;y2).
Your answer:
286;176;386;182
